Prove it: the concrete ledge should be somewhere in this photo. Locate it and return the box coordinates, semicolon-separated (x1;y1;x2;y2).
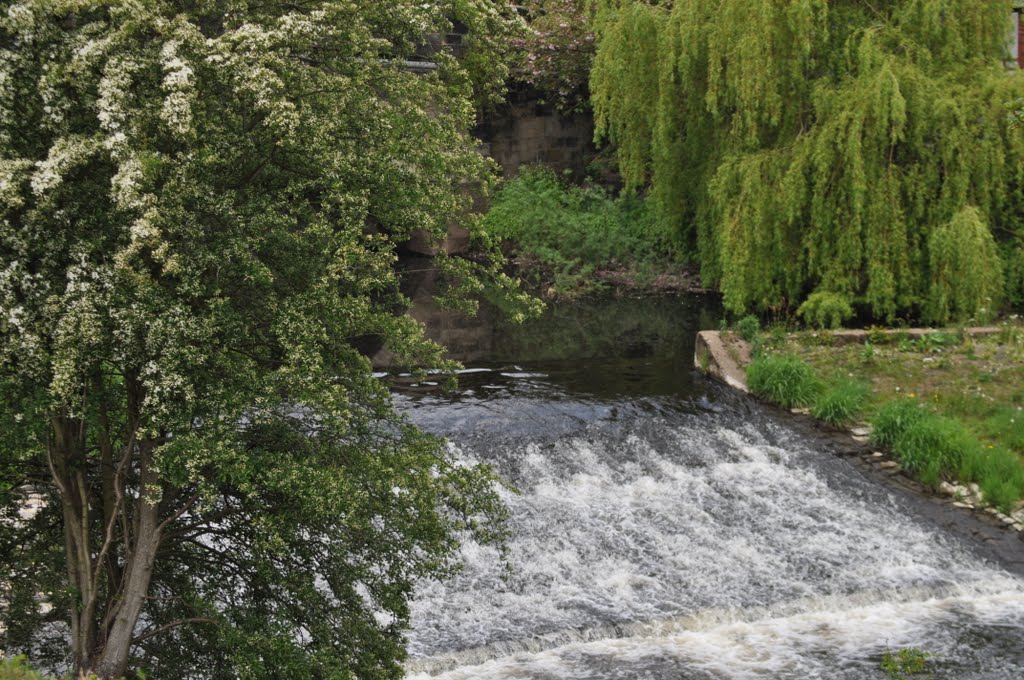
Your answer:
694;331;749;392
818;326;1000;345
694;326;1005;392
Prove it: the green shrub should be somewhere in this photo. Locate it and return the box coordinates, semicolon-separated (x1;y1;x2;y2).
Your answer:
483;167;677;293
871;399;929;449
736;314;761;342
811;378;870;426
907;331;963;353
0;658;46;680
925;206;1004;324
999;238;1024;311
746;355;820;408
797;290;854;329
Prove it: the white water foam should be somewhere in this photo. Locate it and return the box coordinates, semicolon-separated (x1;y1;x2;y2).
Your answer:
406;418;1024;678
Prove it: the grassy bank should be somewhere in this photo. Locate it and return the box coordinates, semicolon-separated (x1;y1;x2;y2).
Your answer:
483;167;695;297
738;319;1024;516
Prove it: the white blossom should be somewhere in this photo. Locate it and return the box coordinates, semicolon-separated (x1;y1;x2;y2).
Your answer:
30;136;98;197
110;155;149;210
159;39;195;137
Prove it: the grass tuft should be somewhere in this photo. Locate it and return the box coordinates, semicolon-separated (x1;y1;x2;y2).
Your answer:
963;446;1024;513
871;399;929;449
893;415;975;490
811;378;870;426
746;355;820;408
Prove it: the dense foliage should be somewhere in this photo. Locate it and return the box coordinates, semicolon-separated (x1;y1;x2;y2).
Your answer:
513;0;595;112
0;1;531;677
591;0;1024;322
483;167;676;293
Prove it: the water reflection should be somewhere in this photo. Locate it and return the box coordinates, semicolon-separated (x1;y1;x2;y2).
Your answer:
375;263;723;400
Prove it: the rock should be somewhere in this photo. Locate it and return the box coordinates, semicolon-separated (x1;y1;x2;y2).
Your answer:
790;407;811;415
850;425;872;438
851;435;870;443
1001;515;1017;526
939;481;957;496
879;461;900;470
953;501;974;509
870;451;884;458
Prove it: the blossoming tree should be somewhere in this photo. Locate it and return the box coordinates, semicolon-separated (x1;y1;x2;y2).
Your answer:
0;1;530;677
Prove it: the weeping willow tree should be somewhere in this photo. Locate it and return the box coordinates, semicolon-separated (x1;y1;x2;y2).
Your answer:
591;0;1024;322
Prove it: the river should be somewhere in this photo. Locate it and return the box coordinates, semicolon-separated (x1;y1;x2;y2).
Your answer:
385;291;1024;679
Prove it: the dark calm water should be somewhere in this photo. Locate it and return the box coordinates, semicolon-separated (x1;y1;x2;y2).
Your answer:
388;292;1024;680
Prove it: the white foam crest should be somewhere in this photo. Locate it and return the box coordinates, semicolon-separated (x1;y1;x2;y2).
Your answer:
407;589;1024;679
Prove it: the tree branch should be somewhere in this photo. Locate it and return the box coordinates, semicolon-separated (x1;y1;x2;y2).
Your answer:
156;491;201;535
131;617;217;646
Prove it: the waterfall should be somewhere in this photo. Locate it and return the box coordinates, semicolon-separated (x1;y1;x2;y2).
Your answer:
400;385;1024;679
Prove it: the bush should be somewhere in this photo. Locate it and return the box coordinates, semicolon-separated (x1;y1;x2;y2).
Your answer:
1002;239;1024;311
797;290;854;329
0;658;46;680
925;206;1004;324
746;355;820;408
811;378;870;426
483;167;677;292
736;314;761;342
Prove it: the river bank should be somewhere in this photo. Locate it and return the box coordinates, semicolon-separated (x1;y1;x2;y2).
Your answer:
696;322;1024;546
398;292;1024;679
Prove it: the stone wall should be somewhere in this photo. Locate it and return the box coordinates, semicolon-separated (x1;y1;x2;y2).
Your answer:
402;88;598;256
476;88;596;182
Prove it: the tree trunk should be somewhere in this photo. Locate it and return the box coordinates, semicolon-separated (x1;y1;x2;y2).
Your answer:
51;413;98;673
89;441;163;679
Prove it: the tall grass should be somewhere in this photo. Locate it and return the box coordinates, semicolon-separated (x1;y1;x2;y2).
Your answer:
871;400;1024;511
893;415;975;489
746;355;820;408
811;378;870;426
871;399;929;448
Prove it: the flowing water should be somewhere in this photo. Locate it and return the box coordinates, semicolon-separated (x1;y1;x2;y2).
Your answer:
388;293;1024;679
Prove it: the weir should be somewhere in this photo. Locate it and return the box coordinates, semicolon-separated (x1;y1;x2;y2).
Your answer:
393;293;1024;679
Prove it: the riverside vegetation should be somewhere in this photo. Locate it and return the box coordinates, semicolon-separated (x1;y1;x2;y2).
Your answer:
739;318;1024;515
501;1;1024;321
483;167;690;297
590;0;1024;322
